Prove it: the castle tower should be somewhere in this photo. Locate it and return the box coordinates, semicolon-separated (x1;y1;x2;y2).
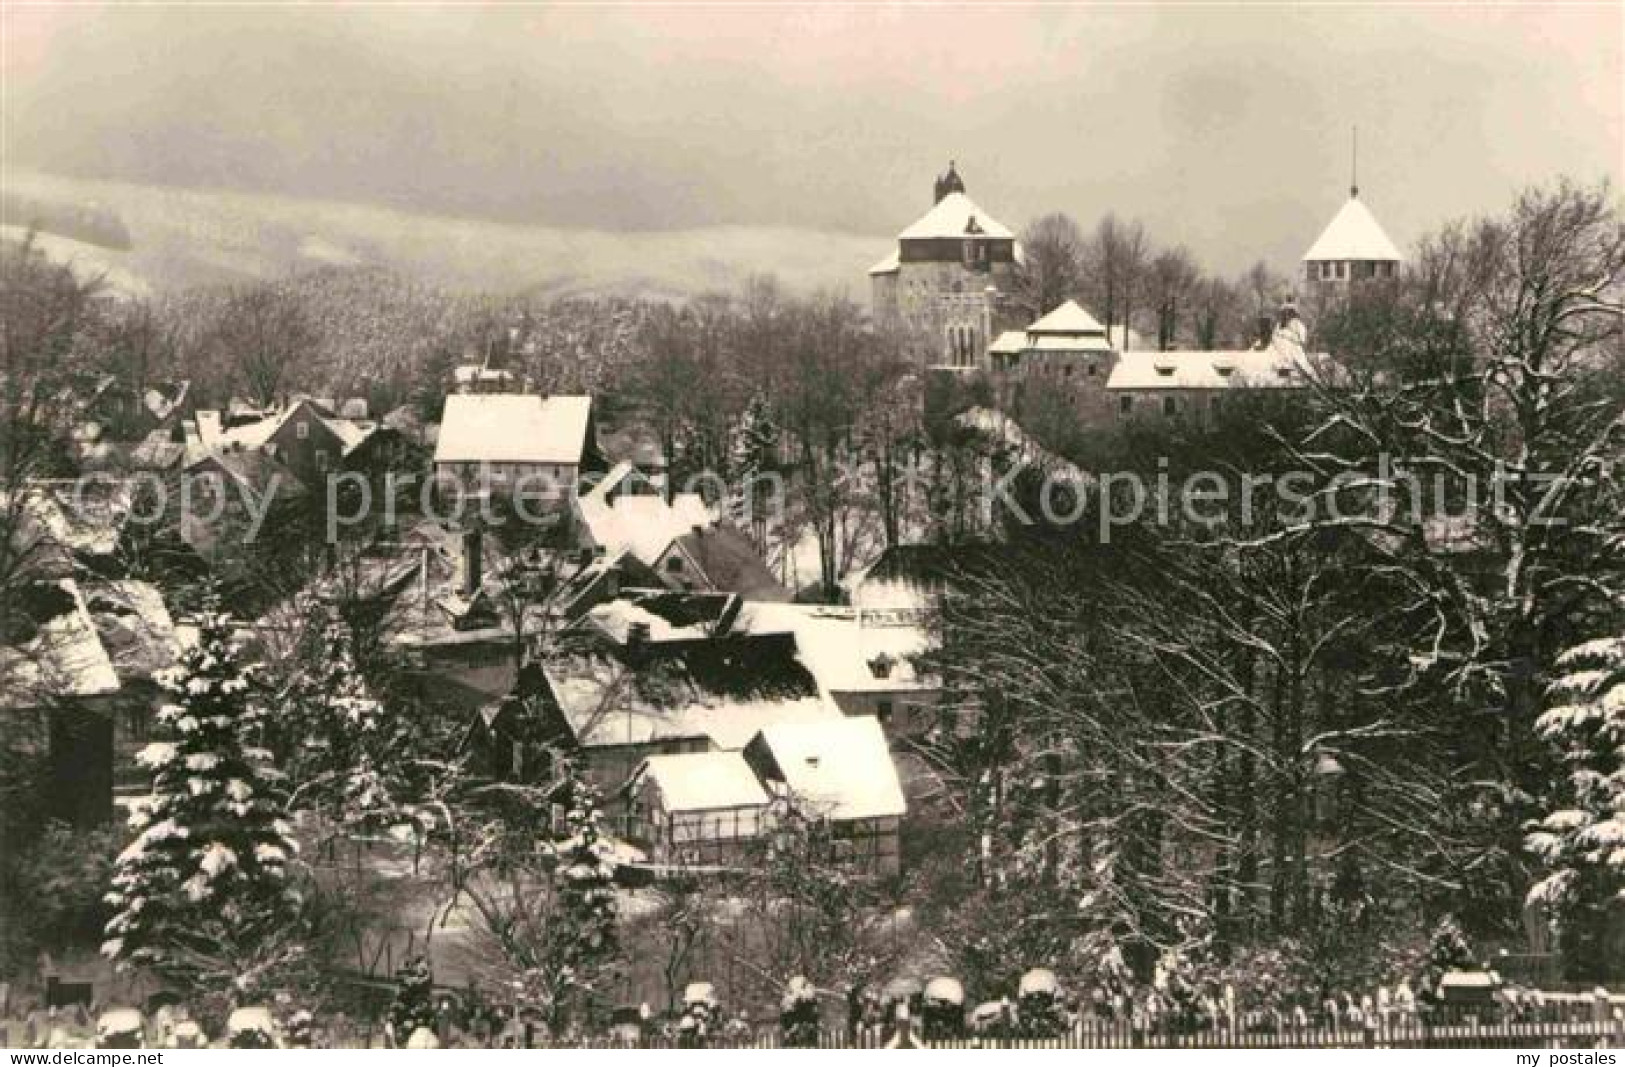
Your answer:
869;162;1024;370
1302;135;1402;289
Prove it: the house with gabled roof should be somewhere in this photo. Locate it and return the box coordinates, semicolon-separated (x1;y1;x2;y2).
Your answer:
743;716;906;875
434;393;602;505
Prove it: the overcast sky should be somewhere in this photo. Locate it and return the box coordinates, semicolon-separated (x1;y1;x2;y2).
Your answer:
5;3;1621;274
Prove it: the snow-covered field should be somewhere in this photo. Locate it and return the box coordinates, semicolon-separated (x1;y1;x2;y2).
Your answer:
3;170;884;299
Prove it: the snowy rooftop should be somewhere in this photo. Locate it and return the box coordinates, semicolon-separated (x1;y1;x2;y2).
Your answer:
1106;340;1317;392
898;192;1015;241
754;716;907;821
739;602;935;695
19;479;133;560
1028;300;1107;336
584;589;741;645
635;751;769;812
868;250;901;276
988;330;1026;355
0;579;122;708
435;394;593;466
577;474;713;566
84;580;182;682
1303;194;1404;263
544;639;834;750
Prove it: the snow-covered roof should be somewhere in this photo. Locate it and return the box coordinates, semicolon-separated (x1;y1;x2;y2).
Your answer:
1303;194;1403;263
0;579;122;707
898;192;1014;241
753;715;906;821
868;250;901;276
1028;300;1106;336
1106;324;1146;352
636;751;769;812
585;590;740;645
739;602;934;696
577;483;713;566
19;480;132;559
544;644;835;751
84;581;181;682
988;330;1026;355
1106;344;1316;391
434;394;593;466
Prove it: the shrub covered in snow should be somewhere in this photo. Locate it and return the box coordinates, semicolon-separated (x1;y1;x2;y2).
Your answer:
1527;634;1625;977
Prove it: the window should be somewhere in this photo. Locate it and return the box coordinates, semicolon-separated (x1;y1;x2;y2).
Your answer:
295;421;309;440
666;556;684;573
1063;365;1073;378
1086;363;1097;376
315;450;329;472
876;699;894;723
123;706;151;742
1119;395;1133;415
1163;396;1178;417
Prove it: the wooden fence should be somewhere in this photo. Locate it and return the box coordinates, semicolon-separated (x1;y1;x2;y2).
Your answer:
513;1019;1625;1050
7;1017;1621;1049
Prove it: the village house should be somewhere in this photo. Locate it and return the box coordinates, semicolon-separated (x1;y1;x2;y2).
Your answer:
739;601;938;735
622;750;770;867
624;715;907;875
181;396;397;487
522;623;834;792
742;716;907;875
573;462;792;601
433;393;603;505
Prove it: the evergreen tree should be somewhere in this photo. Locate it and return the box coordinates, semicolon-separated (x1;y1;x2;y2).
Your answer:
1417;915;1474;1003
729;392;780;547
102;610;302;998
1527;634;1625;977
540;781;620;1018
274;615;405;837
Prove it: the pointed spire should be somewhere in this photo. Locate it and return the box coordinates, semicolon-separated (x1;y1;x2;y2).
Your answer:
1350;126;1359;199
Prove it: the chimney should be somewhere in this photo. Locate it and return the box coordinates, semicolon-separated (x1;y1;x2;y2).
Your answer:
626;620;651;659
463;526;483;595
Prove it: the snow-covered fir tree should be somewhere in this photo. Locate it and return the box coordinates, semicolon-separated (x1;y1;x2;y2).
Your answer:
1417;915;1473;1002
1526;633;1625;974
729;392;780;545
536;780;620;1019
102;609;302;997
275;614;405;837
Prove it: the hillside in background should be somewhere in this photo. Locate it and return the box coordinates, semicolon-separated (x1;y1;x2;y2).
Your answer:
1;170;884;300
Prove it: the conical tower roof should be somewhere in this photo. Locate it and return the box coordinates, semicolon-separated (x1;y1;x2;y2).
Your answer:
1303;195;1402;262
